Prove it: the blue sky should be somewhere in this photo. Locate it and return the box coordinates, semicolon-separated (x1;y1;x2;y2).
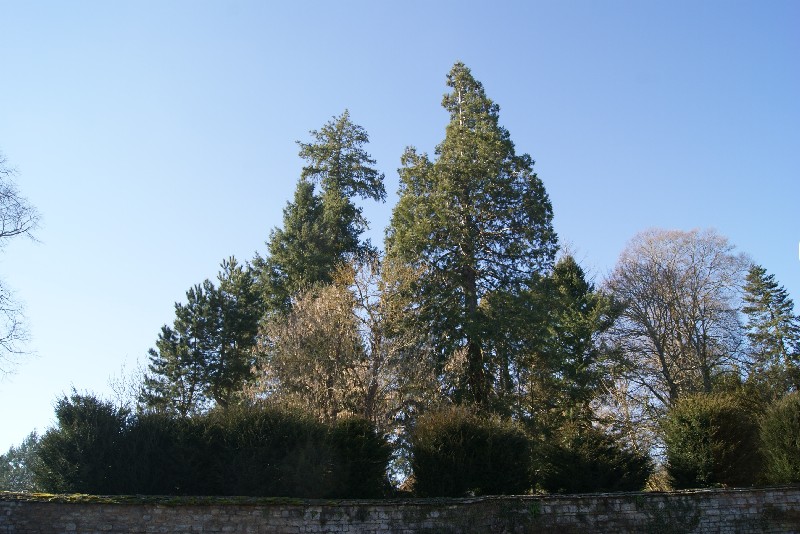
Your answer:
1;0;798;451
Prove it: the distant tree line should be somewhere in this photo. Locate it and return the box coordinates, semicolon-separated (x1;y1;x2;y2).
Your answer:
3;63;800;497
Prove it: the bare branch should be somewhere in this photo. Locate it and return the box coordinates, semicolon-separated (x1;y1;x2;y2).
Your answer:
0;151;38;375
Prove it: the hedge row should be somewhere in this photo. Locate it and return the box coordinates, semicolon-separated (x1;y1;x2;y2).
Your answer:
410;406;651;497
761;392;800;483
34;394;390;498
38;392;800;497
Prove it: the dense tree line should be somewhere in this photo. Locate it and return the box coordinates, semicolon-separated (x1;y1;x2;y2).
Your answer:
3;63;800;496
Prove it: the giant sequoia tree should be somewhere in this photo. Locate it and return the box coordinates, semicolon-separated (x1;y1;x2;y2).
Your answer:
386;63;558;405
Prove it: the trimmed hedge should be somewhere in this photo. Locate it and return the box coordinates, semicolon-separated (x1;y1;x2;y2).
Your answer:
327;417;392;498
34;394;390;497
410;406;531;497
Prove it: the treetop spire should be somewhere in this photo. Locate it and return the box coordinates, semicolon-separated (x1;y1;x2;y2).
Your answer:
442;62;500;126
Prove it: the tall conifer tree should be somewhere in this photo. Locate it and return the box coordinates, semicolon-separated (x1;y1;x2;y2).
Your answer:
386;63;557;405
258;111;385;311
512;255;618;429
258;180;333;311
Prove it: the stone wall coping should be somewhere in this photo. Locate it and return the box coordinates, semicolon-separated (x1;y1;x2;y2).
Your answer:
3;485;798;507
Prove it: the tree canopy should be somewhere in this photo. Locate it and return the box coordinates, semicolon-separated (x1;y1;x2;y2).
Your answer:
605;228;749;409
141;257;261;416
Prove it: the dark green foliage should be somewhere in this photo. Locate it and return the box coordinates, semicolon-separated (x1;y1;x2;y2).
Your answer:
205;409;390;498
116;413;209;495
210;259;263;405
663;393;762;488
298;109;385;261
142;257;262;415
410;406;531;497
0;431;41;492
142;282;214;417
298;110;386;204
34;393;130;494
542;257;618;414
386;62;557;406
203;406;332;498
34;395;389;497
535;425;651;494
760;392;800;483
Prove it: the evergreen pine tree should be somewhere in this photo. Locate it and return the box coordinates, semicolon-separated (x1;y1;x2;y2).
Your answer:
208;257;262;407
142;257;261;415
142;282;216;416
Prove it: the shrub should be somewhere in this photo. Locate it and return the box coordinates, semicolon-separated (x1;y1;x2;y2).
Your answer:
536;424;652;493
663;393;761;489
204;408;391;497
760;392;800;484
34;393;130;494
410;406;531;497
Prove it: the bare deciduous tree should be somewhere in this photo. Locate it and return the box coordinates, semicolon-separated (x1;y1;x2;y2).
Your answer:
604;229;749;413
253;279;362;422
0;152;39;375
249;258;438;430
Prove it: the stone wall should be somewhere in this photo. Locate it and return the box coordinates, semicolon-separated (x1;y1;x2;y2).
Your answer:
2;486;799;533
